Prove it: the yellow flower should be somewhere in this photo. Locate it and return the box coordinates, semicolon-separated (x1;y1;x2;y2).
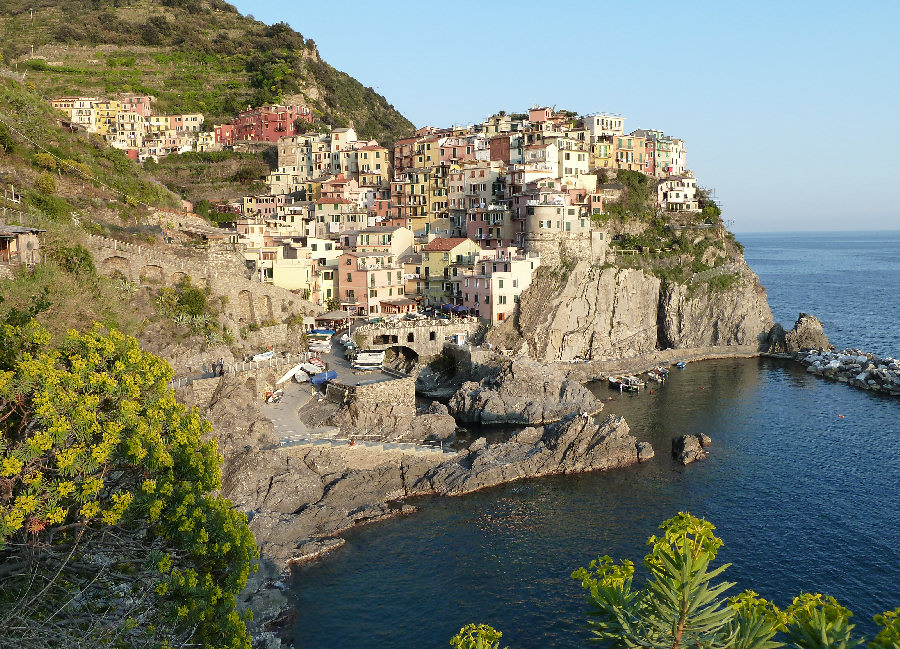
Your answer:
14;493;39;514
46;506;67;524
56;481;75;496
0;456;23;477
80;501;100;519
24;471;43;486
4;508;26;531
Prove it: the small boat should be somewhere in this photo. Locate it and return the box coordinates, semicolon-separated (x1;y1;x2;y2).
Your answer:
251;350;275;362
621;375;645;392
675;361;687;369
308;357;327;370
647;366;669;382
608;375;645;392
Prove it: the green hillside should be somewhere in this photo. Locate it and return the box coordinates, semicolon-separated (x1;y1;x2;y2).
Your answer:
0;0;415;145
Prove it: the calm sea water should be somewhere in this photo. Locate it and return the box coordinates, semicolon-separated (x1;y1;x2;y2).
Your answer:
287;231;900;649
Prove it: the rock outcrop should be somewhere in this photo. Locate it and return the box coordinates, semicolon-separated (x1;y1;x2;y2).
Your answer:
409;413;651;496
448;356;601;425
767;313;831;353
672;434;711;465
500;261;773;362
784;313;830;352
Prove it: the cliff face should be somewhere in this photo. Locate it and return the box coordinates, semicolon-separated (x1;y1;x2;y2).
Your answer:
502;259;773;362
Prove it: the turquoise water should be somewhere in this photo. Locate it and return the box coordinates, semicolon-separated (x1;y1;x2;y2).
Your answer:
287;232;900;648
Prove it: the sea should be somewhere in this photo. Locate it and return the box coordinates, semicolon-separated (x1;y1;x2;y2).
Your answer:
286;231;900;649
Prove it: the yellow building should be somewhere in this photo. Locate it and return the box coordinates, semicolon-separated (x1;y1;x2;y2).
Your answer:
422;237;481;303
356;145;391;186
613;134;646;172
589;139;614;169
93;100;121;136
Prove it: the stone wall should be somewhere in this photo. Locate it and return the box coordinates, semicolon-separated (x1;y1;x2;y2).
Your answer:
523;229;608;267
84;233;320;327
326;376;416;410
354;318;481;360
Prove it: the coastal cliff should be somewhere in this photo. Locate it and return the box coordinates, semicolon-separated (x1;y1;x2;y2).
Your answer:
494;257;772;362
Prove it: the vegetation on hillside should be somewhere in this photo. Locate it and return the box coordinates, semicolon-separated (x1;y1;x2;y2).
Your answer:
591;169;744;292
0;317;257;648
454;513;900;649
0;76;178;217
0;0;415;144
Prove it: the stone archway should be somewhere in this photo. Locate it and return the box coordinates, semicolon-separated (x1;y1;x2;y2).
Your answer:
138;264;165;284
100;255;131;280
385;345;419;373
170;271;189;286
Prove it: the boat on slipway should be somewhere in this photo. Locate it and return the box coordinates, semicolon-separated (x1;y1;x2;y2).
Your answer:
608;375;646;392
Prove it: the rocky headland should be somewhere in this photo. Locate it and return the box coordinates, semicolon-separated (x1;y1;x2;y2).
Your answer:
489;259;773;362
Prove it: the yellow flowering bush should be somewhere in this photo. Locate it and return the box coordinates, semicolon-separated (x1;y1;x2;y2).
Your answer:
0;320;257;649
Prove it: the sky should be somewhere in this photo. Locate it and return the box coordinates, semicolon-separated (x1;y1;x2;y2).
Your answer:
231;0;899;232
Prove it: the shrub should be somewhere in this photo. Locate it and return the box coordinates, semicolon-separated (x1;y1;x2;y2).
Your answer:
35;173;57;196
33;152;58;170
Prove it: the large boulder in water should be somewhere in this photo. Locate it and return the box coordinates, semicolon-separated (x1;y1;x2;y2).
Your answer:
784;313;830;352
672;434;710;465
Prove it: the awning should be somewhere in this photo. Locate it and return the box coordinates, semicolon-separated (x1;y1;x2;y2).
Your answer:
452;305;469;313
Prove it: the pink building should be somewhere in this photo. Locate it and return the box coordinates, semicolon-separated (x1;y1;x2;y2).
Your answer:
214;124;236;146
454;252;541;323
231;105;313;143
120;94;154;117
337;250;406;316
243;194;285;217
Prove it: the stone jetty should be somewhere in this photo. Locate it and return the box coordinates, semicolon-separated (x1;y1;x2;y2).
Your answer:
796;349;900;396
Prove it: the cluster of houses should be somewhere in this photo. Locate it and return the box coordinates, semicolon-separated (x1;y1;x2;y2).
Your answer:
45;95;703;323
220;105;702;323
50;95;315;163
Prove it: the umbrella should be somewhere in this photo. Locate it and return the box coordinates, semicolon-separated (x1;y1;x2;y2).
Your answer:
452;305;469;313
440;303;454;311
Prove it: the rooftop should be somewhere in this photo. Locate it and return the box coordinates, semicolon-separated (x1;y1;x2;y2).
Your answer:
423;237;471;252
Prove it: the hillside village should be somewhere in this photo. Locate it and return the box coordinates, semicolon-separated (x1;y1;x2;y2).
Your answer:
46;94;705;324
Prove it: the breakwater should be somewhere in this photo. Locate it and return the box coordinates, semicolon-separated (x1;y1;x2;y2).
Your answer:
795;349;900;396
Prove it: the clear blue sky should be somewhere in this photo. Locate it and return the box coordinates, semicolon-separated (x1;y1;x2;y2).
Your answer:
232;0;899;232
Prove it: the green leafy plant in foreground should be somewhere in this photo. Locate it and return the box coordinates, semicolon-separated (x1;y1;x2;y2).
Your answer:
0;318;257;648
455;513;898;649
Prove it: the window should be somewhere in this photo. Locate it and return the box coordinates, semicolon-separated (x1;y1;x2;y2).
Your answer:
346;272;352;282
498;279;504;289
369;289;377;297
429;331;436;341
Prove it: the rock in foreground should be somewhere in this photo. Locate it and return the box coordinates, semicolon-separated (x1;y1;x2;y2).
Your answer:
410;413;651;496
448;356;601;425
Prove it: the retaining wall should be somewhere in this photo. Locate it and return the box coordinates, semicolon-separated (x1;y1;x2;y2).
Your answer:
85;233;319;325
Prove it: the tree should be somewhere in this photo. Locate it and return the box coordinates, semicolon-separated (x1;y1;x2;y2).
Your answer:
457;513;899;649
325;297;341;312
450;624;506;649
0;320;257;648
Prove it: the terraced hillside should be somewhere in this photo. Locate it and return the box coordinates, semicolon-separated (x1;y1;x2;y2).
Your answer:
0;0;415;145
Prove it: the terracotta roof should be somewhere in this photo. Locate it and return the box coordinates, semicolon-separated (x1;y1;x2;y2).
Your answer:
356;144;386;151
423;237;470;252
